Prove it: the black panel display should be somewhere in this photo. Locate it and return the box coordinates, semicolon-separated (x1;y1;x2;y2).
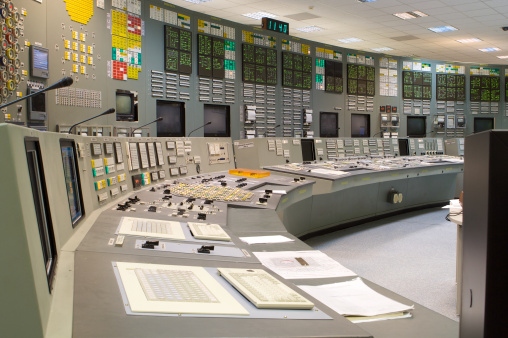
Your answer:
470;75;500;102
164;25;192;74
198;34;224;79
266;49;277;67
413;72;423;85
347;64;374;96
198;55;212;77
413;85;422;100
282;52;311;89
243;44;276;85
422;86;432;100
324;60;343;94
283;69;293;87
403;71;413;85
423;73;432;86
403;84;413;99
435;74;464;101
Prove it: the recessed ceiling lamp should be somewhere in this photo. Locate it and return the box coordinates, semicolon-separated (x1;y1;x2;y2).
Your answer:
456;38;482;43
371;47;393;52
338;37;363;43
393;11;428;20
496;55;508;59
479;47;501;52
296;26;323;32
179;0;213;3
242;12;277;20
428;26;458;33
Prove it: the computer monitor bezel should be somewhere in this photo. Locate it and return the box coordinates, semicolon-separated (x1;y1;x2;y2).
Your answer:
59;139;85;227
30;45;49;78
320;112;339;138
473;117;494;134
351;113;371;138
203;104;231;137
156;100;186;137
407;116;427;138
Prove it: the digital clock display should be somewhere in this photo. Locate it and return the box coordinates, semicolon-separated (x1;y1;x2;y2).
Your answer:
262;17;289;35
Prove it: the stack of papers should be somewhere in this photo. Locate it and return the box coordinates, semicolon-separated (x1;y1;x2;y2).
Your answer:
239;235;294;245
253;250;356;279
298;278;414;322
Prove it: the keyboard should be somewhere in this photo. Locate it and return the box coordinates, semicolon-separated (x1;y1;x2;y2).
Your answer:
188;222;231;241
118;217;186;240
217;268;314;309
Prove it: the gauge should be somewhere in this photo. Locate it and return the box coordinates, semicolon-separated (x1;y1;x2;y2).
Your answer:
7;63;14;74
14;73;20;83
13;12;19;22
0;70;7;82
13;28;20;38
13;42;19;53
5;17;14;29
6;48;14;60
2;25;8;35
6;79;15;91
6;32;13;44
0;7;7;19
1;87;8;98
13;57;19;68
1;39;7;50
6;2;14;13
0;55;7;66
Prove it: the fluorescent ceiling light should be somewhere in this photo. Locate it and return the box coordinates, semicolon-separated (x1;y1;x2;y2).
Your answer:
393;11;428;20
242;12;277;20
338;37;363;43
371;47;393;52
456;38;482;43
357;0;377;2
479;47;501;52
428;26;458;33
180;0;213;3
296;26;323;33
496;55;508;59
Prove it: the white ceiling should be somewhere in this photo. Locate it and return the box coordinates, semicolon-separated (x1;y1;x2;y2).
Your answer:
163;0;508;65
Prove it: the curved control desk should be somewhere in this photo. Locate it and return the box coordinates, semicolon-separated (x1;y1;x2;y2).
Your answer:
0;124;460;338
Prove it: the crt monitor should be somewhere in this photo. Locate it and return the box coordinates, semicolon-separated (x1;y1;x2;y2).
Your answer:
474;117;494;133
407;116;426;138
59;139;84;227
398;139;410;156
320;112;338;138
30;46;49;78
351;114;370;137
301;139;316;162
204;104;230;137
156;100;185;137
116;90;137;121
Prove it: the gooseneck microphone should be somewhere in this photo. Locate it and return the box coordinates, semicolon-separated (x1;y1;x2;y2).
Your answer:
0;76;74;109
188;121;211;137
68;108;116;135
130;117;163;137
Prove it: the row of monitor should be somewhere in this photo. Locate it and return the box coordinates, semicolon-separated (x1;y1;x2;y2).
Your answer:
116;92;495;138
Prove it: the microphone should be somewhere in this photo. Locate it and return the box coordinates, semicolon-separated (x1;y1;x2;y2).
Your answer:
0;77;74;109
272;124;281;129
68;108;116;134
188;121;211;137
131;117;163;137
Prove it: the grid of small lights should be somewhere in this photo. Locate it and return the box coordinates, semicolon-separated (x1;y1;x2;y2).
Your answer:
479;47;501;52
393;11;428;20
242;12;277;20
456;38;482;43
497;55;508;59
371;47;393;52
428;26;458;33
180;0;213;3
296;26;323;33
338;37;363;43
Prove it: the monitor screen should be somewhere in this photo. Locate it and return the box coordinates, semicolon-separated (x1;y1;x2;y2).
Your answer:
320;112;338;138
407;116;426;138
351;114;370;137
116;91;135;121
398;139;409;156
301;139;316;162
59;140;84;227
204;104;230;137
31;46;49;78
156;100;185;137
27;88;46;121
474;117;494;133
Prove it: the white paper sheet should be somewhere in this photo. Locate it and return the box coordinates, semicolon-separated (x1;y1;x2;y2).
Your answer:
253;250;357;279
239;235;294;245
298;278;414;317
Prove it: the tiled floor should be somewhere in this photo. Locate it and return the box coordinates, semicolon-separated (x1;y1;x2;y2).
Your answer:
305;207;460;321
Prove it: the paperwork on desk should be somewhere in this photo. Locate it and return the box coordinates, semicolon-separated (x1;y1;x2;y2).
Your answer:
253;250;357;279
442;199;462;209
298;278;414;320
310;169;350;176
240;235;294;245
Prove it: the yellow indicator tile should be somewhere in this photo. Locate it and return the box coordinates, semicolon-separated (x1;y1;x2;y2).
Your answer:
64;0;94;25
